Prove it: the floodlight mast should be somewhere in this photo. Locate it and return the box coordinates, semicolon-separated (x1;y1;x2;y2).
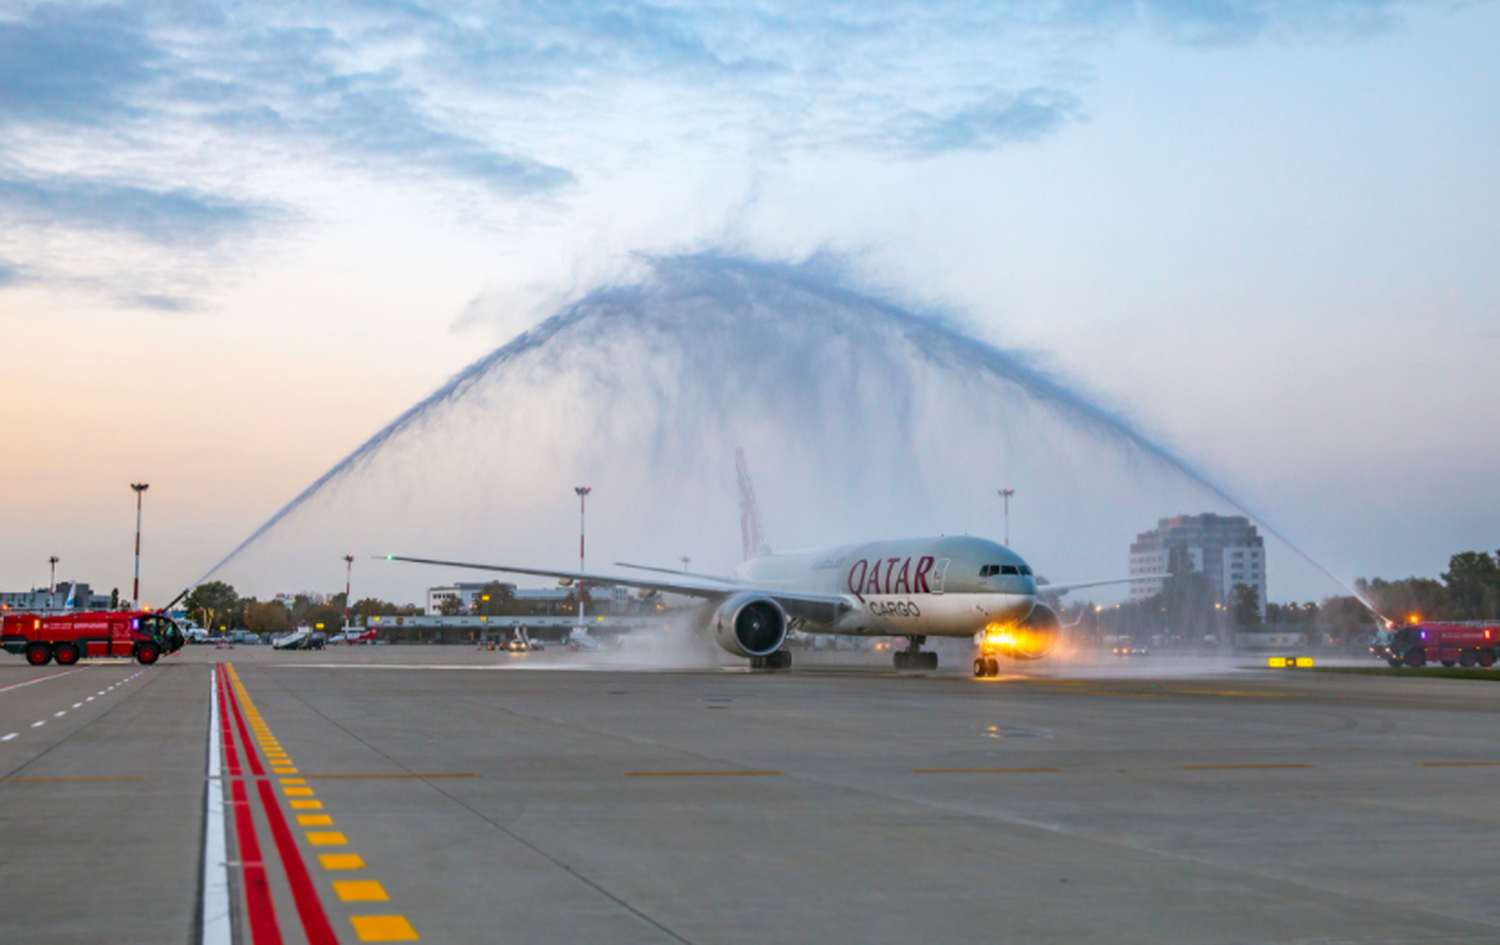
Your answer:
575;487;591;631
131;483;149;604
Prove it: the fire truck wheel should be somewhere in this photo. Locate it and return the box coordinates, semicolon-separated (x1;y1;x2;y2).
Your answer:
136;643;160;665
25;643;52;666
1406;650;1426;668
1459;650;1477;668
53;643;80;666
1480;649;1496;668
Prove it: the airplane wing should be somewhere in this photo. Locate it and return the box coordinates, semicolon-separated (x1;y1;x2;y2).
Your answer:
381;555;851;623
1039;574;1170;595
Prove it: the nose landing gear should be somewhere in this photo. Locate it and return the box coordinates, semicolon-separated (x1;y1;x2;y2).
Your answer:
973;656;1001;678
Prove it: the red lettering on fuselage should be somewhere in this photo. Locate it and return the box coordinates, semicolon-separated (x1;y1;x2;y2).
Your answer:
884;558;901;594
892;558;911;594
913;556;935;593
847;559;868;600
865;560;883;596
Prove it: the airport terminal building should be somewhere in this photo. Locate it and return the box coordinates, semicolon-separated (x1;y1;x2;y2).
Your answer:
0;582;112;613
1128;514;1266;606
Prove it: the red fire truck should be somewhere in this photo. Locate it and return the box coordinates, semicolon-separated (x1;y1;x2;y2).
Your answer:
1375;622;1499;668
1;611;185;666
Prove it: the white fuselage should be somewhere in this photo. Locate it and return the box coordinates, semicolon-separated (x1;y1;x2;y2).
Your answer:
733;535;1036;638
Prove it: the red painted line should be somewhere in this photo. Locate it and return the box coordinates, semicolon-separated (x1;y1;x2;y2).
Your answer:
222;667;264;777
256;778;340;945
0;666;88;693
217;670;241;777
231;777;283;945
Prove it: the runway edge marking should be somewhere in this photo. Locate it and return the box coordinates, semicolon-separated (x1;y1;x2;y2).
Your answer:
225;663;419;943
201;666;232;945
217;667;282;945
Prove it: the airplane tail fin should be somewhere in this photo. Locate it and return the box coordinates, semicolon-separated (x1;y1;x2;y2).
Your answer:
735;448;771;561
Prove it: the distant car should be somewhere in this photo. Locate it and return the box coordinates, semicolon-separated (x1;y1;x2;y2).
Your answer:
506;638;528;652
1113;644;1149;656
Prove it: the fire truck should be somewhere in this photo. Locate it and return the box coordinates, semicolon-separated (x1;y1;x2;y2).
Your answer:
1;611;186;666
1374;622;1499;668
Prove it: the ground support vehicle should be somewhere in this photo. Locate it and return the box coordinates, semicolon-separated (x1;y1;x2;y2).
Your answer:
1;611;185;666
1379;623;1500;668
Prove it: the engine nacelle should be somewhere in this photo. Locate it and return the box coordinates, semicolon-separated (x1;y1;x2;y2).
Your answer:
979;602;1061;661
711;593;788;658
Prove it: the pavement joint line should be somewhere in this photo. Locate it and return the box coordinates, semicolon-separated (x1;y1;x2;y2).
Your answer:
913;767;1060;774
625;770;783;777
1;775;147;782
0;666;89;694
1179;764;1315;770
225;663;416;943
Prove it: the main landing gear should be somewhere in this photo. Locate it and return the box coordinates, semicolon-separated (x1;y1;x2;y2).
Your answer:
751;650;792;670
894;637;938;671
973;656;1001;678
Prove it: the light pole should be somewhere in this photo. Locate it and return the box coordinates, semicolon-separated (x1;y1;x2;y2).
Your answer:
998;488;1015;547
130;483;149;605
344;553;354;630
681;556;691;573
48;555;59;610
575;486;591;630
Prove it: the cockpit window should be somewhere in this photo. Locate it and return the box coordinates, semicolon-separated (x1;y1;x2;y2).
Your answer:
981;564;1022;577
1019;566;1033;576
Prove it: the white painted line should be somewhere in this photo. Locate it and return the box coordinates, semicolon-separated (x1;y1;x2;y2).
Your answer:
0;667;88;694
72;703;82;708
85;697;94;702
30;721;43;728
201;666;232;945
53;711;65;717
2;734;16;741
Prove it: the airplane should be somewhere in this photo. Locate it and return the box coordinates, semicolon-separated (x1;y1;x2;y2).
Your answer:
387;450;1163;677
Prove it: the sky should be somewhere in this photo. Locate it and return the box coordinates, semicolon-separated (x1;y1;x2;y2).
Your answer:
1;0;1496;607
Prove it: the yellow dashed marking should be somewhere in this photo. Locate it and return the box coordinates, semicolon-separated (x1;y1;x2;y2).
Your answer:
273;767;299;774
350;915;419;941
291;800;324;810
320;854;366;870
280;778;307;785
284;787;315;797
307;832;348;846
334;881;390;902
298;814;334;826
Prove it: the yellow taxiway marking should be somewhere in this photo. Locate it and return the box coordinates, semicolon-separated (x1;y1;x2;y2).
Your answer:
283;786;315;796
913;767;1059;774
0;776;147;782
298;814;335;826
1417;761;1500;767
625;771;783;777
291;799;324;810
320;854;367;870
307;831;348;846
280;778;307;785
334;881;390;902
1179;764;1314;770
350;915;419;941
273;767;299;774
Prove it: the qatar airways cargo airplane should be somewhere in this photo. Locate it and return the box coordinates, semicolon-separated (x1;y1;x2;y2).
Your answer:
389;451;1159;677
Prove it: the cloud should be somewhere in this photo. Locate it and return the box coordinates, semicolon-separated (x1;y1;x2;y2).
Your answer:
0;6;156;126
0;172;275;245
877;87;1081;156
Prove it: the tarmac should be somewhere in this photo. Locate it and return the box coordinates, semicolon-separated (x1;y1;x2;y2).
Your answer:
3;644;1500;944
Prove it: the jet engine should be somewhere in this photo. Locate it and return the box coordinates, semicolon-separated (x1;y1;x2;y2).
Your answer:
711;594;788;658
980;602;1061;661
